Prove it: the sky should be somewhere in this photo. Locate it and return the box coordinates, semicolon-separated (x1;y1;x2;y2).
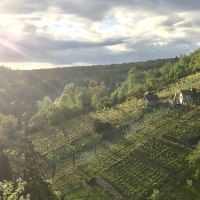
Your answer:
0;0;200;70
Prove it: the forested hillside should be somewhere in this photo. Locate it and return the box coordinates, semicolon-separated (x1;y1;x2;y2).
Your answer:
0;58;174;116
0;49;200;199
112;49;200;102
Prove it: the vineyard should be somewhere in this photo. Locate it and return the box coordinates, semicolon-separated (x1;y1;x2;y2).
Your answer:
27;71;200;199
28;115;102;177
52;106;200;199
90;98;145;126
65;185;116;200
2;47;200;200
30;116;99;155
101;156;171;200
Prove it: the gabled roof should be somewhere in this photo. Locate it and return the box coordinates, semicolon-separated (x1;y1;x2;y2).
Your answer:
180;90;192;96
144;91;152;96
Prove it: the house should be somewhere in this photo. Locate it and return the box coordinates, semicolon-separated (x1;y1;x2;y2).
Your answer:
179;88;196;104
144;92;159;106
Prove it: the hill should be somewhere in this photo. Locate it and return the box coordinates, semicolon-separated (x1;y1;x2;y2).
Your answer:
1;49;200;199
53;106;200;200
0;58;174;116
27;71;200;199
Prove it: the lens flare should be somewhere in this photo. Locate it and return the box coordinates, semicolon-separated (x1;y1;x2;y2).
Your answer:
0;38;28;57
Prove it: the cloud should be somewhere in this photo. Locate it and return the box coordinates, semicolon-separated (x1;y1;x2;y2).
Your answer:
19;36;127;52
0;0;200;69
1;0;200;20
161;15;185;27
0;35;128;62
23;24;37;33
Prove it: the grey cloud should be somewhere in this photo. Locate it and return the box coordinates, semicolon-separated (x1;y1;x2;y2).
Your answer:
0;35;127;63
1;0;200;21
31;39;199;65
1;33;199;66
23;24;37;33
160;0;200;12
161;15;200;29
0;0;200;68
161;15;185;27
177;20;200;28
0;0;52;14
20;36;127;51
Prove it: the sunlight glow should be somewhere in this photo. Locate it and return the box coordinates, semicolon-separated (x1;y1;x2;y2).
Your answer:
0;38;28;57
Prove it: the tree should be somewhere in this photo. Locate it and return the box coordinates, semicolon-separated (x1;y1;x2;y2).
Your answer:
28;96;53;132
0;178;30;200
0;151;12;182
0;115;18;139
18;138;56;200
59;93;75;109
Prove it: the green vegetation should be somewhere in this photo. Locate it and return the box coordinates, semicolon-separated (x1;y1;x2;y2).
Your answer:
0;49;200;199
65;185;116;200
0;58;174;117
0;178;30;200
158;72;200;99
113;50;200;103
53;107;200;199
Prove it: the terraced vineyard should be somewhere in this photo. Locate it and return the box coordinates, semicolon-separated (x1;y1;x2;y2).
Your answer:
90;98;144;125
101;157;171;200
161;107;200;145
52;106;200;199
30;115;101;156
27;70;200;199
65;185;116;200
137;138;189;172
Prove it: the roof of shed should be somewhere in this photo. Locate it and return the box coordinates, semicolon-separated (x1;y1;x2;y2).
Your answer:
180;90;192;95
144;93;159;101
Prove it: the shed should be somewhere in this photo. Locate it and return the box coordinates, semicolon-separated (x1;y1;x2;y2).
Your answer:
179;88;196;104
144;92;159;106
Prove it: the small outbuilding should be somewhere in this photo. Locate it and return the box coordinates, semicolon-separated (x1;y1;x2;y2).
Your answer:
144;92;159;106
179;88;196;104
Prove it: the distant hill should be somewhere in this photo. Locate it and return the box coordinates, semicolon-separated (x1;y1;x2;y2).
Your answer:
0;58;174;116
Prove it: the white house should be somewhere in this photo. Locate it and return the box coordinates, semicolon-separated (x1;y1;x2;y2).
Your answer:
179;88;196;104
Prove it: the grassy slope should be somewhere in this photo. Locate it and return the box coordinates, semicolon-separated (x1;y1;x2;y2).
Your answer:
158;72;200;99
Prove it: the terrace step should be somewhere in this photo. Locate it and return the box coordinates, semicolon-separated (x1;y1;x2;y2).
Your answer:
94;177;122;200
158;137;193;151
131;151;176;178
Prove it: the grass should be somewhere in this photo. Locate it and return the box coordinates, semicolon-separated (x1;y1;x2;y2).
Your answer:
158;72;200;99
